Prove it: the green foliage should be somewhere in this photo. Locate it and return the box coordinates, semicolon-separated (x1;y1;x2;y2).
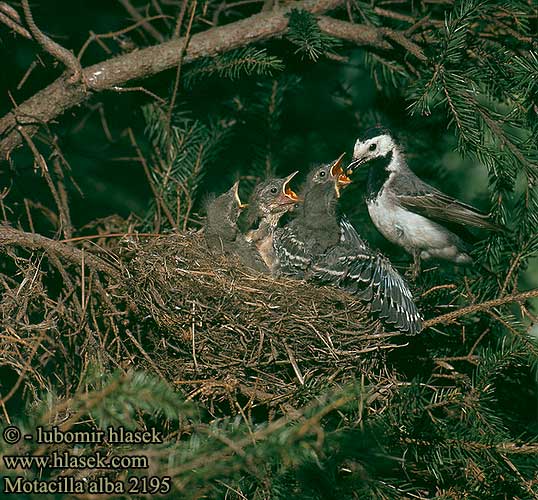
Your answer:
100;2;538;495
286;9;341;61
142;103;232;229
184;47;284;88
234;75;302;183
407;0;538;253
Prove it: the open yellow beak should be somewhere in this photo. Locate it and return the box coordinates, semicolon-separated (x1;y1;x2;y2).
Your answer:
232;181;248;209
282;171;301;202
329;153;352;198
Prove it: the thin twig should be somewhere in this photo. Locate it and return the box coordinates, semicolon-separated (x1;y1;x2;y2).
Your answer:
21;0;83;83
424;289;538;329
17;59;40;90
0;329;47;407
61;232;162;243
127;128;177;229
110;85;166;104
173;0;190;37
117;0;165;42
77;15;171;61
167;0;197;132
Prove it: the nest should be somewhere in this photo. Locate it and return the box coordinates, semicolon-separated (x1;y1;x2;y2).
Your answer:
0;223;409;417
124;232;407;413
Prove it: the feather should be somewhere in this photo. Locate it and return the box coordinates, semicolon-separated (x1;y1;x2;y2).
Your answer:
391;169;505;232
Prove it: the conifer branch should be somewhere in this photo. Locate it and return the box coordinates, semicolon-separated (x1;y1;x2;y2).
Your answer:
424;289;538;329
0;0;344;162
317;16;427;61
0;0;433;162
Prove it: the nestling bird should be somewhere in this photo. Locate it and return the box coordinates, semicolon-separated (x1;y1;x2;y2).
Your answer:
243;172;300;273
275;154;422;334
204;180;245;253
204;181;266;272
275;155;350;278
347;130;504;273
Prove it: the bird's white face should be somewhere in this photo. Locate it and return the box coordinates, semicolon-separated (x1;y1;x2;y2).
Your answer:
351;134;399;172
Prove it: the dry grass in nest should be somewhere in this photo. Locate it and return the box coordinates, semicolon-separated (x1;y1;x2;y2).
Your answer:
124;232;409;413
0;223;411;418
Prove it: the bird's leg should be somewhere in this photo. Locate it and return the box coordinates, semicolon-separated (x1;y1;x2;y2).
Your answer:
406;250;421;280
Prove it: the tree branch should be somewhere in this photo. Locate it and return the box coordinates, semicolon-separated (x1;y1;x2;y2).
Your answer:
0;1;430;162
0;224;118;277
317;16;427;61
423;289;538;329
21;0;83;83
317;15;392;50
0;0;344;161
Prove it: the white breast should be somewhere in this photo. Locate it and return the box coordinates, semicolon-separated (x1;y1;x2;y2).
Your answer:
367;190;469;262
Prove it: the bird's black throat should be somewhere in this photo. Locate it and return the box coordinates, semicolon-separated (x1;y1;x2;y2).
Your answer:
366;151;393;201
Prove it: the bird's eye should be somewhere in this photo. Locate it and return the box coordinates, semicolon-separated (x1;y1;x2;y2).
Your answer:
319;171;326;178
270;187;278;194
369;143;377;151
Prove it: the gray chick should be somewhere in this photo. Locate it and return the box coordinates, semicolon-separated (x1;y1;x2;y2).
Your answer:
243;172;300;274
204;181;266;272
275;154;422;335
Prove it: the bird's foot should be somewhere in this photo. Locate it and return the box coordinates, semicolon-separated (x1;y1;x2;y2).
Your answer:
405;253;421;280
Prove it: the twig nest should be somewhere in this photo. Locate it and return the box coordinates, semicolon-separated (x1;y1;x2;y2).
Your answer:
124;232;407;410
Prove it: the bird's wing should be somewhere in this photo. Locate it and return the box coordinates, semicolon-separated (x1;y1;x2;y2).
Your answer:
367;254;422;335
339;214;371;252
392;175;503;231
273;222;312;277
311;245;422;335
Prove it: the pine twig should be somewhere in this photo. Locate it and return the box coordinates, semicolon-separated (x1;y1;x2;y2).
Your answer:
424;289;538;329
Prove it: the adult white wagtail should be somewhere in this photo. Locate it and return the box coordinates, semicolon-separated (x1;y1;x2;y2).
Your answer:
347;130;504;274
275;154;422;335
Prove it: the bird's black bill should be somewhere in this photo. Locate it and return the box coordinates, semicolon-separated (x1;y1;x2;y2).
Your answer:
346;157;366;175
